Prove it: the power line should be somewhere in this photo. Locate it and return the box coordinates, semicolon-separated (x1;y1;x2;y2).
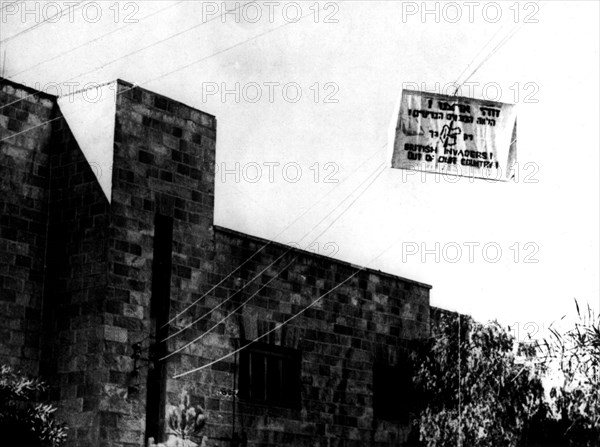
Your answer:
124;145;386;352
162;164;386;362
3;6;389;353
160;253;300;361
1;4;318;143
172;222;401;380
1;4;394;356
162;151;384;331
0;1;23;74
129;146;384;352
167;165;386;366
455;23;525;94
63;1;255;88
7;1;185;78
452;23;508;95
453;2;547;96
114;5;321;100
0;1;23;14
0;1;251;112
157;161;386;351
2;0;358;348
57;79;115;98
1;1;86;44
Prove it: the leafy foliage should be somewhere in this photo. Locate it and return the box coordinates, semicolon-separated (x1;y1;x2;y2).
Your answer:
166;390;207;441
541;300;600;446
0;365;67;446
413;311;546;447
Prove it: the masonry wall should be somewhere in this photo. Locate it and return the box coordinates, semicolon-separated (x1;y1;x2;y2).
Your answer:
101;80;217;447
41;105;111;445
165;227;431;447
0;78;114;446
1;77;433;447
0;80;55;374
107;80;432;447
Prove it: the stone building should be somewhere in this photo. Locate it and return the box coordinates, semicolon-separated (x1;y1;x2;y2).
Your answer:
0;77;433;447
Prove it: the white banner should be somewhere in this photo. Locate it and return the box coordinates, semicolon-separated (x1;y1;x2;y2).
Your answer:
390;90;517;181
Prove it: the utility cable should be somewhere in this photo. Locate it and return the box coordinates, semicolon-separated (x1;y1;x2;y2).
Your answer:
172;224;403;379
1;1;86;44
453;2;547;96
165;164;386;364
7;1;185;78
157;161;387;350
0;4;317;143
0;1;251;111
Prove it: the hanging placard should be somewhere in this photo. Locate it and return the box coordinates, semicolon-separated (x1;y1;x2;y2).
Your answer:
390;89;517;180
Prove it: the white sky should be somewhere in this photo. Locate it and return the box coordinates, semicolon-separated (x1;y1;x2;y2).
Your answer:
1;1;598;339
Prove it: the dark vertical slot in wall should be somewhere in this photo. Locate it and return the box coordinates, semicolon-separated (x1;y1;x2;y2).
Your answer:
145;213;173;443
40;109;68;393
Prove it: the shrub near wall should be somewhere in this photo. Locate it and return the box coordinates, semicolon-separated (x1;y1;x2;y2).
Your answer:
0;365;68;446
413;311;546;447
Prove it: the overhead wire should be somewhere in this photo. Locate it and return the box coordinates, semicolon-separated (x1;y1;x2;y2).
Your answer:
0;1;24;14
443;9;545;428
60;1;256;88
174;3;546;378
0;1;252;112
1;0;378;350
156;147;385;336
0;0;25;75
130;149;385;351
6;1;185;78
173;223;403;379
1;2;376;353
454;23;525;94
451;23;508;96
164;163;387;364
158;161;387;354
161;254;300;361
1;1;86;44
453;2;547;96
0;3;319;143
0;2;394;368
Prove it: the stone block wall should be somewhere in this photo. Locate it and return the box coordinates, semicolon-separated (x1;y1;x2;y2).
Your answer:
0;77;112;445
0;77;433;447
106;79;431;447
165;227;431;447
100;80;217;447
0;80;55;374
41;104;111;445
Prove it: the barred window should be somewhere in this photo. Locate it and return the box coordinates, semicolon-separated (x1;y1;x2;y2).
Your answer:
238;343;301;409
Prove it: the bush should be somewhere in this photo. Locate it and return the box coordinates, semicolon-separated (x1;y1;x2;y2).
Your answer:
0;365;67;447
412;312;546;447
541;300;600;446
